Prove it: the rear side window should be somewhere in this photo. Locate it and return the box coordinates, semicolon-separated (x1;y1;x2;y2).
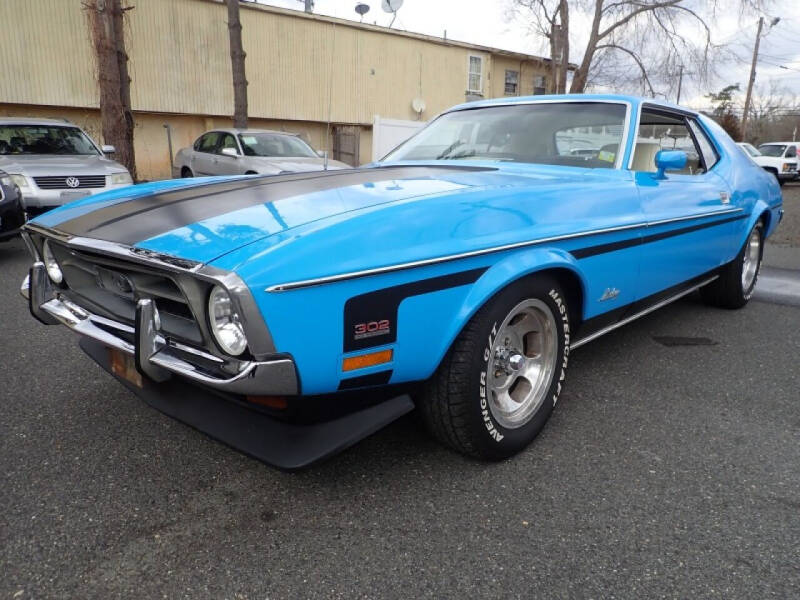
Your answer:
787;145;797;158
688;119;719;171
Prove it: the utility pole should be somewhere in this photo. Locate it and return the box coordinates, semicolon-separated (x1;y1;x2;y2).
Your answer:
741;16;764;141
676;65;683;104
226;0;248;129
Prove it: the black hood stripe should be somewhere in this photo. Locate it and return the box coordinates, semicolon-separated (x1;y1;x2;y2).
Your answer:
53;165;493;246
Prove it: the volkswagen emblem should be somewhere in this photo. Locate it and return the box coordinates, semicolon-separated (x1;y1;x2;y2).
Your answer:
65;176;80;188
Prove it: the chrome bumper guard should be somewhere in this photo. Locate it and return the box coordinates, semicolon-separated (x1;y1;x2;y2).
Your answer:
21;264;298;396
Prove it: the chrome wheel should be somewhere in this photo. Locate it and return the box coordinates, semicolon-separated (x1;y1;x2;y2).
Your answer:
741;227;761;291
486;299;558;429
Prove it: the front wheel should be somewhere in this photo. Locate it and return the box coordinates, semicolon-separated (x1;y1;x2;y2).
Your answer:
419;276;570;460
701;221;764;309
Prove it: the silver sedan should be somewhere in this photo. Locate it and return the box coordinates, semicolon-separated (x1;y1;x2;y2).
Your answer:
173;129;350;178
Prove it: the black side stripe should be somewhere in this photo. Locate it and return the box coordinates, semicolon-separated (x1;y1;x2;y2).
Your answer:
338;370;393;391
343;267;487;352
570;214;748;259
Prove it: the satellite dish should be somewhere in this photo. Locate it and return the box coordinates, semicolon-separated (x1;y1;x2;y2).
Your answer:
411;97;426;114
381;0;403;13
355;3;370;19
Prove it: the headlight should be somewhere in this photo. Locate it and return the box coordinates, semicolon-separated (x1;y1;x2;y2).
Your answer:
9;174;29;190
109;172;133;185
208;285;248;356
42;240;63;284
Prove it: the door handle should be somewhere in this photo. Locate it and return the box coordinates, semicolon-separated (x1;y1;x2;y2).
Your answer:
719;191;730;204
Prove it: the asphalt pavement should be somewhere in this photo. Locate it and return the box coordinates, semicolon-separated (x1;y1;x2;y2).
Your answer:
1;193;799;598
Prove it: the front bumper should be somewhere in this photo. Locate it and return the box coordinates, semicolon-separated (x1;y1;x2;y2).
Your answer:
22;263;298;396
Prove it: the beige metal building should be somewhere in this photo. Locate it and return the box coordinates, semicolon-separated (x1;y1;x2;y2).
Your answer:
0;0;556;180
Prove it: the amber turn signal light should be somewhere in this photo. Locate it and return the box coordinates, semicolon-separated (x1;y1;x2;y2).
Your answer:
342;349;393;372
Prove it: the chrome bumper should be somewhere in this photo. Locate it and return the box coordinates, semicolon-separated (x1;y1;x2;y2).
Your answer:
21;265;298;395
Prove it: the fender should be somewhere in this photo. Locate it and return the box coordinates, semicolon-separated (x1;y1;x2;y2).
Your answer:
415;247;587;380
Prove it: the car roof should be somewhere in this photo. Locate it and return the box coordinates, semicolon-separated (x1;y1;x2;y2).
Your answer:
758;141;797;145
207;128;300;136
444;94;699;116
0;117;76;126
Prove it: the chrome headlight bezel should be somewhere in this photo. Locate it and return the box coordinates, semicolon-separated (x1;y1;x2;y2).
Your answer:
207;285;248;356
42;239;63;284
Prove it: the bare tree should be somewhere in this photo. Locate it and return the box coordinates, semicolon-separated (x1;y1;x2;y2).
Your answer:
512;0;569;93
84;0;136;179
227;0;248;129
509;1;766;98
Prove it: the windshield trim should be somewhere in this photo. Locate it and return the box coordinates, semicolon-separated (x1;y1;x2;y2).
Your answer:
383;98;633;170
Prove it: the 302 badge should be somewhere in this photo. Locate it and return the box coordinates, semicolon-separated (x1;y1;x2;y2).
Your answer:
353;319;391;340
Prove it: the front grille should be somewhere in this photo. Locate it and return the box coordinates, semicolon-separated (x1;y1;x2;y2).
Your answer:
47;241;204;345
33;175;106;189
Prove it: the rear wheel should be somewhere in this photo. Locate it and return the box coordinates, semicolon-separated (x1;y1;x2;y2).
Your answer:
420;276;570;460
701;221;763;309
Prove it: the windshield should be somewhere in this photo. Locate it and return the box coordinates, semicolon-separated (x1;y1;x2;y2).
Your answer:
383;102;628;169
0;125;99;155
758;144;786;157
238;133;317;158
740;143;761;157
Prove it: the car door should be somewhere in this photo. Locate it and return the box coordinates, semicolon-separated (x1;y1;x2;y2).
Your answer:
192;132;222;175
213;133;245;175
632;107;736;299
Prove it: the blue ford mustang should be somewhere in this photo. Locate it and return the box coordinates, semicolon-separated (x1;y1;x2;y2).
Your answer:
21;95;783;469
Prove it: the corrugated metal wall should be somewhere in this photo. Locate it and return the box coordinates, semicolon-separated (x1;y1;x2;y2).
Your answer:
0;0;548;124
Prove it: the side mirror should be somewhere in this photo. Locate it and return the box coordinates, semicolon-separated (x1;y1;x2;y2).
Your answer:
654;150;687;179
101;144;116;154
220;147;239;158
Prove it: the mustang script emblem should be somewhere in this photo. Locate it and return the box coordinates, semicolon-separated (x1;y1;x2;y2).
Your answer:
65;177;80;188
599;287;620;301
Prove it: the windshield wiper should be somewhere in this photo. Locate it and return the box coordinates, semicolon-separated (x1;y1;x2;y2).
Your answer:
436;140;465;160
448;150;477;160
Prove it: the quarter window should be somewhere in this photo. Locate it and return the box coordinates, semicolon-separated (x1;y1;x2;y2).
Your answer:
687;119;719;171
504;70;519;95
787;145;797;158
467;55;483;94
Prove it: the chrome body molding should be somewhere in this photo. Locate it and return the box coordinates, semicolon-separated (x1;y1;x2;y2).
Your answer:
570;275;719;350
266;208;744;292
25;263;298;395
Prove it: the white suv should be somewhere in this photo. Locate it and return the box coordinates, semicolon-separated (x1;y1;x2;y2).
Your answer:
738;141;798;186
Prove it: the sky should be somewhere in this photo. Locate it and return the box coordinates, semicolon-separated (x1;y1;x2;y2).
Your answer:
249;0;800;109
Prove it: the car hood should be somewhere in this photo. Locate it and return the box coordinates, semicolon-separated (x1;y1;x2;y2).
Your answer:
0;154;128;175
32;163;630;267
247;157;351;172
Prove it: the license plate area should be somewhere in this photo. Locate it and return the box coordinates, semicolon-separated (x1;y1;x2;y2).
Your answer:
109;347;143;388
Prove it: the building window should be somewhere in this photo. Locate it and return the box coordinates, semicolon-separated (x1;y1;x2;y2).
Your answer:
467;55;483;94
504;70;519;95
533;75;547;95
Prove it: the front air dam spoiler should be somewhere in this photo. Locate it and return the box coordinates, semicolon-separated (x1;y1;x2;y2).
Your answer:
80;338;414;470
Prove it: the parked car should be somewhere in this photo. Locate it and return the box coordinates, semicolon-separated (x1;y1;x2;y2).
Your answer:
0;118;133;211
21;95;783;469
173;129;350;178
0;170;26;242
740;141;798;185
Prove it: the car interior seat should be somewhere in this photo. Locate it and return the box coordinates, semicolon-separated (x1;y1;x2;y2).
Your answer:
631;141;661;172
